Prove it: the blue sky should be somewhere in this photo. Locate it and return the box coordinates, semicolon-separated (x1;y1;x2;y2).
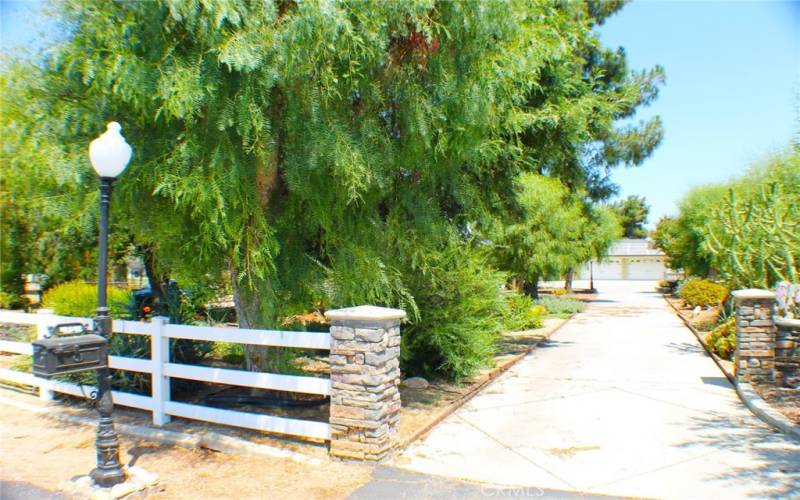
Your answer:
600;1;799;226
2;1;799;227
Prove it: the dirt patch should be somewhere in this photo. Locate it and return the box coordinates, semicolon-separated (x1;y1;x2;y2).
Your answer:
0;396;372;499
752;384;800;425
665;296;722;333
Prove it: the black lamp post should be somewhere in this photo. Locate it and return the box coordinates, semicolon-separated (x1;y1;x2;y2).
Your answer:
88;122;131;487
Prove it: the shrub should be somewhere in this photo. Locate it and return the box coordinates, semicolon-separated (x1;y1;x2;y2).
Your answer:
0;289;26;309
42;281;130;317
503;294;545;331
704;316;736;360
401;245;506;382
532;296;586;317
678;278;728;307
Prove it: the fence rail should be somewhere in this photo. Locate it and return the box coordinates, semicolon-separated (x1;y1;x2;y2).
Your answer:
0;309;332;440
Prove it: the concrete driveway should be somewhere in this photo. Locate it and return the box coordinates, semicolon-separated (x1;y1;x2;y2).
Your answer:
395;281;800;499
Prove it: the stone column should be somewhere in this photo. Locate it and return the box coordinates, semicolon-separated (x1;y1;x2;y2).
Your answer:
774;317;800;387
732;289;776;384
325;306;405;461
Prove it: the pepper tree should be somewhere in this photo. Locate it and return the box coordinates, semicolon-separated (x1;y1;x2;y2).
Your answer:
1;0;662;378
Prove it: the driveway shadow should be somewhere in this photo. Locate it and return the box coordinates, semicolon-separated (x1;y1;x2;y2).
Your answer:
676;412;800;498
665;341;706;356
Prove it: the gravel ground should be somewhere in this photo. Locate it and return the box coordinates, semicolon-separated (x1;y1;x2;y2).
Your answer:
0;392;373;500
753;384;800;425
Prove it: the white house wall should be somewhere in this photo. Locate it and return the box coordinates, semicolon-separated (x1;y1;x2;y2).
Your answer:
578;256;667;281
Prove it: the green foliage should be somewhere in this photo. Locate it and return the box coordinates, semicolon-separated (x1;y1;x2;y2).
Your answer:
704;316;736;360
532;296;586;317
42;281;131;317
1;0;661;381
0;290;25;309
401;244;507;382
705;159;800;289
654;150;799;289
678;278;728;308
503;294;545;332
653;185;728;277
214;342;246;365
490;174;621;294
610;195;650;238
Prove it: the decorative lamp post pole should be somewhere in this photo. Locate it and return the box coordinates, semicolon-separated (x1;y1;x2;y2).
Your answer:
88;122;131;487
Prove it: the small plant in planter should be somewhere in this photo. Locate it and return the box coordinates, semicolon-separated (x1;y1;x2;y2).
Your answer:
704;316;736;360
775;282;799;319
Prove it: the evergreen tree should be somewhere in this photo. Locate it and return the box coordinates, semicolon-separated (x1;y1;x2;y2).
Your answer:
610;195;650;238
490;174;620;297
1;0;662;378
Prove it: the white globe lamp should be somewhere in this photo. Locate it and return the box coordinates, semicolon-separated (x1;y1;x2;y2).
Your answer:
89;122;132;178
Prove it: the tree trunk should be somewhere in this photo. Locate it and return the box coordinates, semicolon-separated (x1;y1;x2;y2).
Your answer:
564;270;574;292
231;270;290;375
522;279;539;299
112;262;128;288
141;244;168;305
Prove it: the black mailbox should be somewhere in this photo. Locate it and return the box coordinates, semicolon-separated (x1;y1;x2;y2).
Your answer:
32;323;108;379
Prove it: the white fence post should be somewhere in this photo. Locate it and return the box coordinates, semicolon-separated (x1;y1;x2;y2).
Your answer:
35;309;55;401
150;316;171;426
35;308;55;339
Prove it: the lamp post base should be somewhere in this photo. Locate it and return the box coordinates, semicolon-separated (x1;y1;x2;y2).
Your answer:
91;375;125;487
91;467;126;488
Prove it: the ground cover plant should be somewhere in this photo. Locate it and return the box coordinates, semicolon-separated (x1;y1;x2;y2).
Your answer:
503;294;546;332
42;280;131;317
532;296;586;318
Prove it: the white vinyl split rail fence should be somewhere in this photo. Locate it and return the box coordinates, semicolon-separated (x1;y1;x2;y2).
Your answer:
0;310;331;440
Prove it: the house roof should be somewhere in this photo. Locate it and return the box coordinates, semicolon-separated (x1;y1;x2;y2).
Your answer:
606;238;665;257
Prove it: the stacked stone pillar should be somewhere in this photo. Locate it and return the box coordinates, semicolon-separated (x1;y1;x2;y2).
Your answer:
732;289;776;384
325;306;405;461
774;317;800;387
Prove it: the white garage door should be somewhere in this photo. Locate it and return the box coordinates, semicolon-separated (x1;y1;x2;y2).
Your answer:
625;260;666;280
580;258;666;280
592;260;624;280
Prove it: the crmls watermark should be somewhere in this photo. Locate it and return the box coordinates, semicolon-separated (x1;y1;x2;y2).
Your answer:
481;486;545;497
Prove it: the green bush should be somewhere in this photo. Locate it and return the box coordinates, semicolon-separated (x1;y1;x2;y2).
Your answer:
401;245;507;382
704;316;736;360
42;281;131;317
0;289;26;309
532;296;586;317
678;278;728;307
503;294;545;331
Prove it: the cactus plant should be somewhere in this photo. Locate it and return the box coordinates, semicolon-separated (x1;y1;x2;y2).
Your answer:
705;183;799;289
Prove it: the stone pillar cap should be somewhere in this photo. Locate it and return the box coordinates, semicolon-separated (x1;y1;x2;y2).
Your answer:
732;289;775;301
325;305;406;322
